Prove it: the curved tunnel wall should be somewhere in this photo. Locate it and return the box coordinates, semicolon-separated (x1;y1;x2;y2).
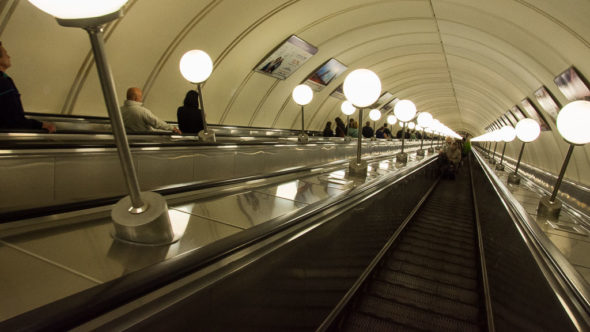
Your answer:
1;0;589;185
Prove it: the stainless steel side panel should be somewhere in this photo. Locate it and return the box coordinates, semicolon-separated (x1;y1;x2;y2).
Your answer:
0;157;55;210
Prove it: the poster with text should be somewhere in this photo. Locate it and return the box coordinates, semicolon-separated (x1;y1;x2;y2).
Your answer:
256;35;318;80
554;66;590;101
305;58;348;92
330;84;346;100
534;86;560;123
520;99;551;131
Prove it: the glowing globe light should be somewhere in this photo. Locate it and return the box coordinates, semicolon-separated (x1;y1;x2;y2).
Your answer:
369;109;381;121
408;122;416;130
416;125;423;131
292;84;313;106
515;118;541;142
343;69;382;108
417;112;433;128
387;115;397;125
394;100;417;122
341;101;355;115
500;126;516;142
28;0;128;19
179;50;213;84
557;100;590;145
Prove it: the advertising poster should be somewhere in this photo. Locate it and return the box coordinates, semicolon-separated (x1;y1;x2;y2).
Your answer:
505;110;518;126
520;99;551;131
374;92;394;108
330;84;346;100
554;66;590;101
256;35;318;80
305;58;348;92
380;97;399;113
534;86;560;123
510;105;527;121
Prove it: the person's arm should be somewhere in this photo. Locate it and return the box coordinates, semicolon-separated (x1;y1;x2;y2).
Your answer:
141;107;179;133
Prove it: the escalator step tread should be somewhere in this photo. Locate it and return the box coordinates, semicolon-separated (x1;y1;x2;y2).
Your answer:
403;229;474;251
356;295;481;331
396;235;476;260
368;279;481;322
391;249;477;279
396;243;476;268
342;312;421;332
383;260;478;290
375;269;480;305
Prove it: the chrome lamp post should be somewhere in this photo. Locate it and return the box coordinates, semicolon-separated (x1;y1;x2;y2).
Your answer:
386;114;397;141
393;100;417;167
488;131;501;165
495;125;516;171
537;100;590;221
29;0;177;245
341;101;356;142
292;84;314;144
179;50;216;142
343;69;382;177
416;112;433;157
507;118;541;185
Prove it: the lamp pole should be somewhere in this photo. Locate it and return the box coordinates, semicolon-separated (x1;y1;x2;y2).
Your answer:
495;142;507;171
489;141;498;164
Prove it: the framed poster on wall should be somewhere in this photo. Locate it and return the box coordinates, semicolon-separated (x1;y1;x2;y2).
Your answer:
510;105;527;121
380;97;399;113
554;66;590;101
305;58;348;92
533;86;561;123
505;110;518;126
255;35;318;80
374;92;394;108
520;98;551;131
330;84;345;100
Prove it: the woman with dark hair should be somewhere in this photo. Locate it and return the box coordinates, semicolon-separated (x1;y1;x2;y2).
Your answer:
177;90;204;134
323;121;334;137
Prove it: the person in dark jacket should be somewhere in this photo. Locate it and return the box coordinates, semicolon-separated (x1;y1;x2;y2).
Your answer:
323;121;334;137
0;42;55;132
334;117;346;137
362;121;374;138
177;90;204;134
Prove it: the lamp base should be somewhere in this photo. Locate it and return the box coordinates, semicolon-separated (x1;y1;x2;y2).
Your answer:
348;159;367;178
489;158;497;165
298;132;309;144
417;149;425;156
537;196;562;221
507;173;521;185
495;163;505;171
427;147;434;154
370;137;376;141
396;152;408;167
111;191;176;245
344;136;352;142
198;129;216;142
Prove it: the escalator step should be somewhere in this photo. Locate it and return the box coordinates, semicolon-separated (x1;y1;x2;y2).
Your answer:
368;279;480;322
383;260;478;290
396;242;476;268
391;249;477;279
342;311;421;332
375;269;480;305
398;234;475;259
356;295;481;331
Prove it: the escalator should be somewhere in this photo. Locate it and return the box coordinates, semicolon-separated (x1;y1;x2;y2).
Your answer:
334;162;485;331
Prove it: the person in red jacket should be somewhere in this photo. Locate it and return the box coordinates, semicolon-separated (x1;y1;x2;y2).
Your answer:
0;42;56;132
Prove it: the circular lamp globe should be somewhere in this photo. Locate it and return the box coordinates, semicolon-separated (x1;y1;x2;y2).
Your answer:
179;50;213;84
500;126;516;142
343;69;381;108
341;101;356;115
493;131;503;142
369;109;381;121
515;118;540;142
416;125;423;131
292;84;313;106
557;100;590;145
387;115;397;125
28;0;128;19
408;122;416;130
394;100;417;122
417;112;433;128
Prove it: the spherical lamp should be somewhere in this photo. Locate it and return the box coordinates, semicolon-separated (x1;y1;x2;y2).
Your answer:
556;100;590;145
28;0;128;19
341;101;356;115
394;100;417;122
343;69;382;108
408;122;416;130
515;118;540;143
387;115;397;125
417;112;433;128
369;109;381;121
180;50;213;84
500;125;516;142
292;84;314;143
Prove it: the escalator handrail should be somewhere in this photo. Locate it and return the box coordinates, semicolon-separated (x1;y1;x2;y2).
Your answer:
472;149;590;329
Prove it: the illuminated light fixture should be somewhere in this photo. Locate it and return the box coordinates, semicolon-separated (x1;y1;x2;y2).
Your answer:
292;84;314;143
341;101;356;142
538;100;590;221
393;99;416;166
343;69;382;177
488;130;503;165
387;115;397;125
369;109;381;141
416;112;433;156
408;122;416;130
495;126;516;171
508;118;541;185
179;50;216;142
28;0;178;245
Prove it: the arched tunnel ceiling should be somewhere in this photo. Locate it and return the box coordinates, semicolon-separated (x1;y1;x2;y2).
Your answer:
1;0;590;184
